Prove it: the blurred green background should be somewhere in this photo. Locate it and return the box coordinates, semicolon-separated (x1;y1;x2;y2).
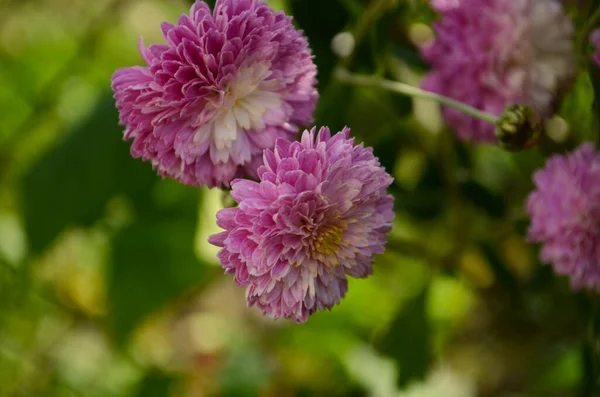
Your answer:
0;0;597;396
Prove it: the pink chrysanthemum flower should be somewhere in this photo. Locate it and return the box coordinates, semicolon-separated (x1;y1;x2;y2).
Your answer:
591;29;600;66
527;143;600;291
421;0;575;143
111;0;317;188
208;127;395;322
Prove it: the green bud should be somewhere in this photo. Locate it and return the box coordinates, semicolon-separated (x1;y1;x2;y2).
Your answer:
495;104;543;151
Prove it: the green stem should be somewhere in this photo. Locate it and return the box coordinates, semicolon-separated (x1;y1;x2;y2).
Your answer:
335;68;499;125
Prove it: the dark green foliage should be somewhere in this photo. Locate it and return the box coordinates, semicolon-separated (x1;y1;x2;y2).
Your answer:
188;0;216;9
5;1;600;396
558;71;596;147
395;160;445;220
589;64;600;145
314;82;355;134
460;180;506;218
479;242;520;295
289;0;350;89
21;96;155;254
375;289;431;388
133;371;174;397
206;0;217;10
220;346;271;397
392;45;430;72
107;190;212;344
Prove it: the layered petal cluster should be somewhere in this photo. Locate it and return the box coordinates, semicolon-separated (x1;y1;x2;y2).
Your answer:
111;0;317;188
527;143;600;291
208;127;395;322
421;0;575;143
592;29;600;66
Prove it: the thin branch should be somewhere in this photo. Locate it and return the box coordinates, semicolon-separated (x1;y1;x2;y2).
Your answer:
335;67;499;125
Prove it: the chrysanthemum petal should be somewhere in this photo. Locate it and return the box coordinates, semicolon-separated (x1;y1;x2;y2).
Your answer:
209;127;395;322
111;0;317;187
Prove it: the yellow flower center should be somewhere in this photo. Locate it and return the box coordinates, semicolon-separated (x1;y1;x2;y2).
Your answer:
314;226;344;257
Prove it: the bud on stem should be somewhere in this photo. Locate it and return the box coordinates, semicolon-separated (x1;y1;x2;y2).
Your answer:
495;105;543;151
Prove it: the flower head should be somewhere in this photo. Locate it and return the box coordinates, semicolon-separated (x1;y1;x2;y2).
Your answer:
421;0;575;143
527;143;600;291
208;127;395;322
111;0;317;188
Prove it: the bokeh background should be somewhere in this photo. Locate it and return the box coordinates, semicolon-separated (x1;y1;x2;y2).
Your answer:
0;0;598;396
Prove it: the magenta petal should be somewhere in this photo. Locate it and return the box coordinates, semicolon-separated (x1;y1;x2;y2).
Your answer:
111;0;318;188
209;127;395;322
527;143;600;292
420;0;574;143
208;231;228;247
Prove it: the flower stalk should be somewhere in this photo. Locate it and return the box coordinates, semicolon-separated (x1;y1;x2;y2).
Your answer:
335;67;499;125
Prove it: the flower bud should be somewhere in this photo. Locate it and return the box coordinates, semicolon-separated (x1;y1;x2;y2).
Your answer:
331;32;355;58
495;105;543;151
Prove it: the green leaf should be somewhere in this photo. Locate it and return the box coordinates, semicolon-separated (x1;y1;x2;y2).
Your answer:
132;371;174;397
106;186;212;344
21;95;155;254
532;347;581;395
375;288;432;389
559;71;596;145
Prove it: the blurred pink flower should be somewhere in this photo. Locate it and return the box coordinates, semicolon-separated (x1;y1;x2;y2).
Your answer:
112;0;317;188
527;143;600;291
591;29;600;66
209;127;395;322
421;0;575;143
